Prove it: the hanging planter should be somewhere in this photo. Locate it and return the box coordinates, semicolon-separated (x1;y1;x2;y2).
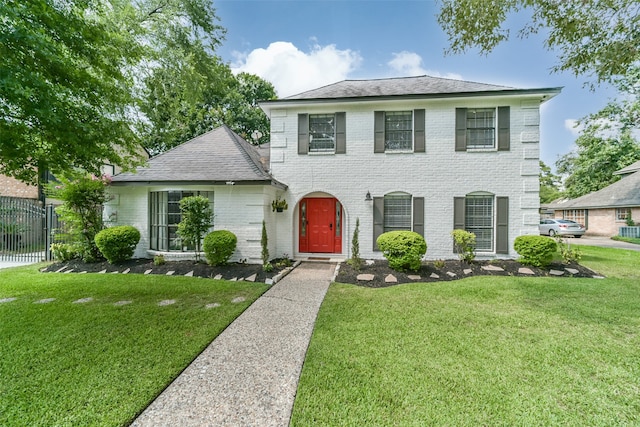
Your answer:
271;198;288;212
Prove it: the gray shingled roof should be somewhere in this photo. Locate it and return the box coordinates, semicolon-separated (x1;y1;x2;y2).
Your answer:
613;160;640;176
112;126;284;187
549;171;640;210
284;75;515;100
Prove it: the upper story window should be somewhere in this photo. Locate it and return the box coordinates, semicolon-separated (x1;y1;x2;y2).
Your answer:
455;106;510;152
309;114;336;153
298;113;346;155
374;109;425;153
384;111;413;151
466;108;495;149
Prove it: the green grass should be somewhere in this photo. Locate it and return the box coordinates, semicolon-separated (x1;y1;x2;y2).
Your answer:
292;246;640;426
0;264;268;426
611;235;640;245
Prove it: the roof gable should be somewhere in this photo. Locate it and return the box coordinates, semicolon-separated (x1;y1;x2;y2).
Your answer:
112;126;279;185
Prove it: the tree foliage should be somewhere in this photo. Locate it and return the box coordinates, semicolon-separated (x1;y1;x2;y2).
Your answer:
0;0;145;183
177;195;213;260
1;0;276;182
539;161;563;203
438;0;640;85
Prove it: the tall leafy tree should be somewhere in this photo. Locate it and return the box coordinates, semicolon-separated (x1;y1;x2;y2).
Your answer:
0;0;145;183
437;0;640;85
539;161;563;203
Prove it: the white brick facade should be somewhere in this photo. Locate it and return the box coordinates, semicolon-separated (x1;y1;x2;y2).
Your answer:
267;94;551;260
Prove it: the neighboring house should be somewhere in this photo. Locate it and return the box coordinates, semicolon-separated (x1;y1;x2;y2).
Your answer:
546;160;640;236
111;75;560;262
0;175;39;200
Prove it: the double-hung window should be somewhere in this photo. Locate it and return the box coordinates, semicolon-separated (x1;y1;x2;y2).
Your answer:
383;193;412;232
372;192;425;250
298;113;346;154
374;109;425;153
465;195;494;251
563;209;586;226
150;190;214;251
455;106;510;151
616;208;631;222
453;194;509;254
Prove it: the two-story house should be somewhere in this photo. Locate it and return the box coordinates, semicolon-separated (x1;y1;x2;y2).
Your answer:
109;75;560;262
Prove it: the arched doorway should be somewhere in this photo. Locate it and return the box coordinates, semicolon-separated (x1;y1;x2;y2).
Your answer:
298;197;342;253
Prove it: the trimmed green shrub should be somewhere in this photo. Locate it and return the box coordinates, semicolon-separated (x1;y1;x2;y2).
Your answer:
451;229;476;263
376;231;427;272
203;230;237;266
50;243;79;262
94;226;140;264
513;235;557;267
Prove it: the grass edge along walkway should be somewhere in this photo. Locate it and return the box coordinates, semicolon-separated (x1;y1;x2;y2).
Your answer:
0;264;268;427
292;246;640;426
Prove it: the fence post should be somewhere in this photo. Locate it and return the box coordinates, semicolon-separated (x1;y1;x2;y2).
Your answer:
45;204;54;261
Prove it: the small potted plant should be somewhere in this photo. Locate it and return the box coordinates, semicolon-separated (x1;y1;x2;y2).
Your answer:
272;197;288;212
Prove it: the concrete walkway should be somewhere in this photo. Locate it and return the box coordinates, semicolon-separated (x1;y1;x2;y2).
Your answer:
131;262;335;427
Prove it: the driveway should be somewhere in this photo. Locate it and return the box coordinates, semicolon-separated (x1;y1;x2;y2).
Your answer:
562;235;640;252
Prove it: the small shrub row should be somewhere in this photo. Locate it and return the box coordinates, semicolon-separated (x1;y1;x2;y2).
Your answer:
376;231;427;272
514;235;557;267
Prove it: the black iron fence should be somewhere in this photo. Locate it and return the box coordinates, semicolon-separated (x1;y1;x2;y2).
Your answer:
0;197;72;263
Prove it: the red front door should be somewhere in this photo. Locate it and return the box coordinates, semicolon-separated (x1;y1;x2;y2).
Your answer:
299;198;342;253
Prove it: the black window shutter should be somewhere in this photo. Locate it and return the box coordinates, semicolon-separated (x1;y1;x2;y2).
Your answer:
414;109;425;153
496;196;509;254
298;114;309;155
374;111;385;153
373;197;384;250
453;197;465;252
455;108;467;152
497;106;510;151
412;197;424;236
335;112;346;154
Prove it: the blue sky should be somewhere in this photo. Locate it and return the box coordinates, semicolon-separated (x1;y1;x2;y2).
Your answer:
214;0;615;168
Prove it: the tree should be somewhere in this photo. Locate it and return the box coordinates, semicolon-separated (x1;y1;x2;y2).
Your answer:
437;0;640;85
177;195;213;260
539;161;563;203
0;0;145;183
556;67;640;198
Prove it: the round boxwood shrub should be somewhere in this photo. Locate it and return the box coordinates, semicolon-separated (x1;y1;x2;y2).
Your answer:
376;231;427;272
203;230;237;266
94;225;141;264
513;235;557;267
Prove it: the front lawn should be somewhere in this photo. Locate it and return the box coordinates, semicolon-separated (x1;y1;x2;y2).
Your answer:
292;246;640;426
0;265;268;426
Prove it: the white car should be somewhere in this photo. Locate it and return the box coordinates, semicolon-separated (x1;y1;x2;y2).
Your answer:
539;219;586;237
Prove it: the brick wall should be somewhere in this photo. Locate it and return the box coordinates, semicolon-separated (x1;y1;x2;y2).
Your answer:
269;96;542;259
0;175;38;199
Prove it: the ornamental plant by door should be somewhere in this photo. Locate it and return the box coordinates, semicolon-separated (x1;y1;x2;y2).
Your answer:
271;198;288;212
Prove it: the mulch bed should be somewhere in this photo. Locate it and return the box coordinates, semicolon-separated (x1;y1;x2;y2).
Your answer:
42;258;294;284
335;259;601;288
43;257;601;288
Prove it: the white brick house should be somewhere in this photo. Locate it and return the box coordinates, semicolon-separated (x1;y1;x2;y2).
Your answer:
109;75;560;262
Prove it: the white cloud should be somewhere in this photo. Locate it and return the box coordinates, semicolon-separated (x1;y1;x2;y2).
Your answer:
231;41;362;97
564;119;583;136
387;51;463;80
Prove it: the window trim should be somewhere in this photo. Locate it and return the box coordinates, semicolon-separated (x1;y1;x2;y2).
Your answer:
384;111;413;152
616;208;631;222
456;106;510;152
465;108;496;150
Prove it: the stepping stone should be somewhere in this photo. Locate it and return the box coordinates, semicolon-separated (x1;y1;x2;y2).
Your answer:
78;271;87;274
165;271;175;276
430;273;440;279
518;267;535;275
565;268;579;275
73;297;93;304
213;274;223;280
35;298;56;304
63;269;74;274
446;271;456;277
231;297;245;303
122;268;130;274
184;271;194;277
238;278;245;282
205;303;221;309
385;274;397;283
407;275;421;280
245;273;257;282
265;278;274;285
463;269;473;275
144;269;153;275
98;269;107;274
0;297;17;303
114;300;132;306
111;271;119;274
481;265;504;272
365;260;375;265
55;266;67;273
593;275;605;279
549;269;565;276
158;299;176;306
357;274;375;281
